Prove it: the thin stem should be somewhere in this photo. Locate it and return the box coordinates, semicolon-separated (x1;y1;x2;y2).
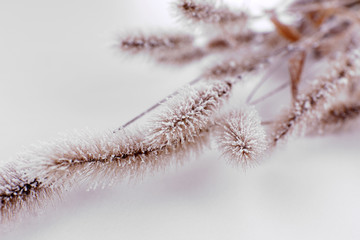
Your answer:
246;49;288;104
249;82;289;105
113;76;202;132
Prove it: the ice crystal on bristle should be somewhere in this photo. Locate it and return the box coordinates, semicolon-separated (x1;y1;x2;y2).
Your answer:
20;129;160;187
0;164;56;222
216;107;268;168
147;80;232;154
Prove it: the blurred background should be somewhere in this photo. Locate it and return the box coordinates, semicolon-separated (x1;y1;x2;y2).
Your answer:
1;0;360;239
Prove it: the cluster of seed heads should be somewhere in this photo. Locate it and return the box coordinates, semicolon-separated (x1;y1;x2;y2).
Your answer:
2;0;360;225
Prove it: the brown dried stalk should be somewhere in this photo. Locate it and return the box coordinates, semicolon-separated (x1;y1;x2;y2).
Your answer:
289;49;306;100
270;14;302;42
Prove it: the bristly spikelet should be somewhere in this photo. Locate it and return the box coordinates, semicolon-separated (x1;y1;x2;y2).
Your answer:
216;107;268;168
19;129;158;187
17;80;231;195
174;0;247;26
119;32;194;54
5;0;360;226
205;31;256;51
155;47;206;65
289;49;306;100
203;58;262;80
0;164;56;222
316;101;360;133
272;50;360;145
118;32;207;65
202;31;288;80
146;80;232;156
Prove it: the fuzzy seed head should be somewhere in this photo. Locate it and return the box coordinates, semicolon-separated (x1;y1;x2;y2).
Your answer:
119;33;194;53
316;101;360;133
0;164;56;222
217;108;268;168
147;81;232;152
272;51;360;145
204;58;259;80
175;0;247;25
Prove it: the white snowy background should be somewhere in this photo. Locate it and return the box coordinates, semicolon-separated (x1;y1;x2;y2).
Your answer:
1;0;360;239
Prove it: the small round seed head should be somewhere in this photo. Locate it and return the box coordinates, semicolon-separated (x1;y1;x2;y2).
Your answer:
216;107;268;168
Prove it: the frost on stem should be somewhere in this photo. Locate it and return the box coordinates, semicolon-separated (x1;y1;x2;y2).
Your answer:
216;107;268;168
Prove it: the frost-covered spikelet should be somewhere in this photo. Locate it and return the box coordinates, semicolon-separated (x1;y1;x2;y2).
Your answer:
4;80;232;218
174;0;247;26
155;47;206;65
316;101;360;133
119;32;194;55
0;164;57;222
118;32;207;65
7;81;231;196
203;58;263;80
146;80;232;161
216;107;268;168
1;128;170;221
15;80;229;195
20;129;159;188
202;32;288;80
272;50;360;145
